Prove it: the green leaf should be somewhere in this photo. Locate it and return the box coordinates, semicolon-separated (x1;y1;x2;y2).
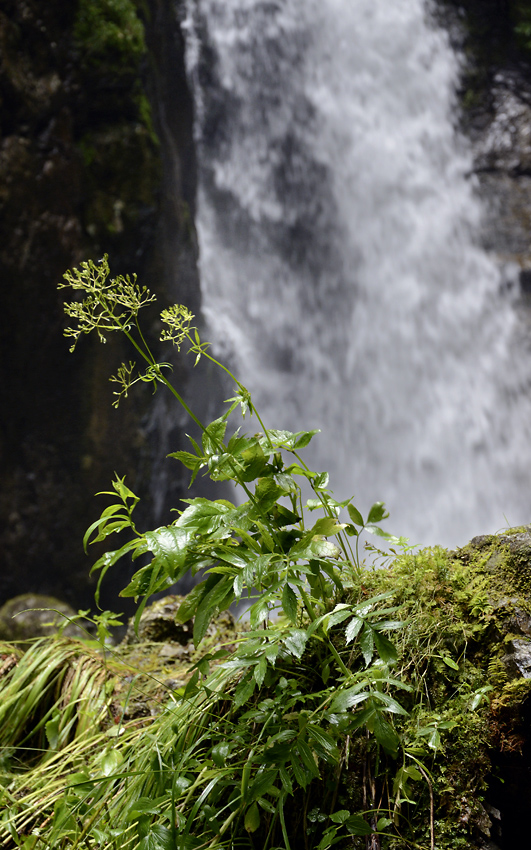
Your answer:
330;810;350;825
254;654;268;687
45;711;61;750
249;769;278;802
359;624;375;665
144;526;196;581
367;501;388;523
137;826;174;850
255;477;285;510
290;753;309;789
330;687;369;713
307;724;339;762
193;576;233;644
345;616;364;644
279;766;294;795
293;429;320;448
211;743;231;767
245;802;260;833
442;655;459;671
311;517;346;536
282;584;298;623
175;580;207;623
168;450;203;470
234;674;256;709
373;692;408;716
345;814;373;836
296;739;320;778
126;797;167;820
283;629;308;659
202;416;227;455
286;463;317;480
309;537;341;559
347;504;364;526
372;712;399;755
313;472;329;490
373;631;398;666
98;749;124;777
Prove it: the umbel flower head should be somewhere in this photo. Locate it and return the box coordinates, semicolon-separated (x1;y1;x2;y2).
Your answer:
59;254;156;352
59;255;199;407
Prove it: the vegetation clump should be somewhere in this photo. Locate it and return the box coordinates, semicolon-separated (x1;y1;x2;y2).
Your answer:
1;257;531;848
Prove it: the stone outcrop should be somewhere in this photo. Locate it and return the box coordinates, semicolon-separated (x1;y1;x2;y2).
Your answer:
0;592;86;640
441;0;531;294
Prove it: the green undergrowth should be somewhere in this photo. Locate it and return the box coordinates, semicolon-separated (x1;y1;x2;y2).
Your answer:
0;257;528;849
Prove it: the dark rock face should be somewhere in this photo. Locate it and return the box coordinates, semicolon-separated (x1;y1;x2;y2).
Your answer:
440;0;531;291
0;0;198;612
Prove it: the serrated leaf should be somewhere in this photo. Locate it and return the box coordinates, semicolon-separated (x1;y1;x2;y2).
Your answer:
282;584;298;623
175;579;207;622
234;674;256;709
296;739;320;778
283;629;308;659
345;616;364;644
373;631;398;665
373;692;408;715
330;688;369;713
202;416;227;455
367;501;388;523
254;477;284;510
313;472;329;490
372;712;399;755
144;526;195;580
168;450;203;470
307;724;339;761
254;654;268;687
359;624;375;665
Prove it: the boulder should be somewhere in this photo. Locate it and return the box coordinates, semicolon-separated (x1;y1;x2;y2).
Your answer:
0;593;86;640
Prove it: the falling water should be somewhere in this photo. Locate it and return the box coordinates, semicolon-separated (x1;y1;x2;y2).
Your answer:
183;0;531;546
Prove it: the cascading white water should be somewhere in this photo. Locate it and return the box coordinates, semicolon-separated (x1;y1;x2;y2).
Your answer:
183;0;531;546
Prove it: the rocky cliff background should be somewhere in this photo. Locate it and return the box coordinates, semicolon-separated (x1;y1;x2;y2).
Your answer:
0;0;198;611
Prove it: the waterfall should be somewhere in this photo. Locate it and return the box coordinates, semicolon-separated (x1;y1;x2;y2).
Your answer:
182;0;531;547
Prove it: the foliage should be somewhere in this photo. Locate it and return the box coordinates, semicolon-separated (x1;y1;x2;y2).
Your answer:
74;0;146;64
0;257;509;849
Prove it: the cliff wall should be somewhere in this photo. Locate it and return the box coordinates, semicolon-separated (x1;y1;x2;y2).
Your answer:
0;0;197;610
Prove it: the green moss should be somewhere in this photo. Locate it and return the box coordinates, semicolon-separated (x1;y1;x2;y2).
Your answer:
74;0;146;66
347;531;531;848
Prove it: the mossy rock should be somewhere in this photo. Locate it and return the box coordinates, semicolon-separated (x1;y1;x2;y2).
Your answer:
0;594;86;641
123;593;239;648
355;527;531;848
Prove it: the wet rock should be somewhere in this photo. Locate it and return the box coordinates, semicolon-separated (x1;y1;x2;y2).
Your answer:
123;593;239;651
124;594;193;644
0;593;86;640
503;638;531;678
